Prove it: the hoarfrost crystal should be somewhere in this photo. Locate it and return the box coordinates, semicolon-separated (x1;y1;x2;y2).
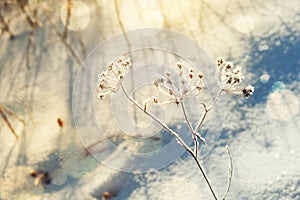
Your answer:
97;56;131;99
216;57;254;98
152;62;203;105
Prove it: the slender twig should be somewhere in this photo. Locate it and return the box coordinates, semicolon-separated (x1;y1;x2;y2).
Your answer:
0;9;14;39
120;83;218;200
0;105;19;140
192;154;218;200
207;89;224;111
120;84;192;154
25;7;38;70
16;0;40;28
222;145;233;200
1;105;25;124
195;89;223;133
194;102;208;133
180;101;199;157
180;102;194;134
63;0;72;40
114;0;139;126
43;9;82;67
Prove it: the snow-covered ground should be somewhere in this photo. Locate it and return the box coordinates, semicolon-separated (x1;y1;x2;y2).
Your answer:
0;0;299;199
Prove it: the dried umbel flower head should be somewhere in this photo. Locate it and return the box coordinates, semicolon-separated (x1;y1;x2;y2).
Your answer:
242;85;254;98
98;56;131;99
216;57;254;98
216;57;244;89
152;62;203;105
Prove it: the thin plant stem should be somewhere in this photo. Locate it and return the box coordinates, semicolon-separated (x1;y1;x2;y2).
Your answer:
120;84;192;153
222;145;234;200
192;154;218;200
42;9;82;67
120;83;218;200
114;0;138;126
195;89;223;133
17;0;36;28
0;105;19;140
194;102;208;133
63;0;72;40
25;7;38;70
1;105;25;124
180;101;199;157
0;9;14;39
207;89;224;111
180;101;194;133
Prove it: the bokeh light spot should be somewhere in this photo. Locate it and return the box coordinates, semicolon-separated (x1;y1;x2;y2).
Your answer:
266;90;299;121
271;81;286;93
60;1;90;31
235;15;254;34
260;73;270;83
120;6;139;29
258;44;269;51
120;6;163;29
186;17;199;31
142;9;164;28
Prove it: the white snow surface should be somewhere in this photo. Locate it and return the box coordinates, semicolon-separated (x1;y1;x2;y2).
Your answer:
0;0;300;199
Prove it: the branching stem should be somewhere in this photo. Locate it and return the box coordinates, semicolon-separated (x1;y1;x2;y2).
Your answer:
180;101;199;157
120;83;218;200
195;89;223;133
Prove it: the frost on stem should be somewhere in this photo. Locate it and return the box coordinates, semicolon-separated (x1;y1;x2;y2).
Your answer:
97;56;131;99
216;57;254;98
97;56;254;200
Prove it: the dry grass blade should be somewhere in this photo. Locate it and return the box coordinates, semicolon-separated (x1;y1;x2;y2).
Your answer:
1;105;25;124
25;7;38;70
42;7;82;67
0;105;19;140
16;0;40;28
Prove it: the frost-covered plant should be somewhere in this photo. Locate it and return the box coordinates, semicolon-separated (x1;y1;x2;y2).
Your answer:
216;57;254;98
97;56;254;200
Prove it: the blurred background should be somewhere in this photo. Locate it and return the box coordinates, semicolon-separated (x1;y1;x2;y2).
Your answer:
0;0;299;199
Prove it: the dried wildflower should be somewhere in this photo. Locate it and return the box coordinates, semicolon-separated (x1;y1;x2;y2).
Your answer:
188;68;195;79
96;56;253;200
216;57;254;98
242;85;255;98
216;57;226;71
153;62;203;105
97;56;131;99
